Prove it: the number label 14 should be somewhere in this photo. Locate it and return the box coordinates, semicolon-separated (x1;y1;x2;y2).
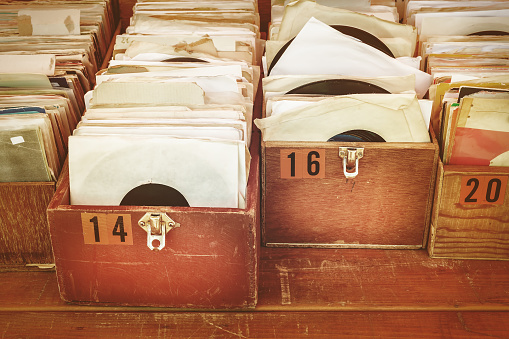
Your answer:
81;213;133;245
460;175;508;205
280;149;325;179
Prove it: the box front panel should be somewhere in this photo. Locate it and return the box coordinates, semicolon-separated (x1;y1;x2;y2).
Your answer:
263;142;437;247
431;166;509;260
49;207;257;308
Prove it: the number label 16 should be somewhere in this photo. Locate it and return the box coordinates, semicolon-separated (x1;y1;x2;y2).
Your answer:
280;149;325;179
460;176;508;205
81;213;133;245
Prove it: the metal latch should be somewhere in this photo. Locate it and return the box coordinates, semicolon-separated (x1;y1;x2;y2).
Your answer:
338;147;364;179
138;213;180;250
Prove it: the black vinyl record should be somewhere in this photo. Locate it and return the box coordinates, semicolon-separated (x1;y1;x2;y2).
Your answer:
468;30;509;36
328;129;386;142
268;24;394;75
286;79;390;95
161;57;208;63
120;183;190;207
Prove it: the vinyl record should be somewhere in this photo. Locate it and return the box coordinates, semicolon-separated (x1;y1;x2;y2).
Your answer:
69;135;242;207
468;31;509;36
255;93;431;143
457;86;509;103
286;79;390;95
120;183;190;207
269;24;394;75
328;129;386;142
162;57;208;63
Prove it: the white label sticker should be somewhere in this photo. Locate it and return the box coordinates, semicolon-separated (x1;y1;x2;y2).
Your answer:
10;136;25;145
18;9;81;36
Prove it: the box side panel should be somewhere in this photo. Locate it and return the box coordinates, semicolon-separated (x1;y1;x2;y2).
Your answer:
0;182;55;265
428;161;445;257
421;130;440;248
263;143;436;247
430;167;509;260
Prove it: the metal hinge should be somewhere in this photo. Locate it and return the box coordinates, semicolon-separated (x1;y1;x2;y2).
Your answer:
338;147;364;179
138;212;180;250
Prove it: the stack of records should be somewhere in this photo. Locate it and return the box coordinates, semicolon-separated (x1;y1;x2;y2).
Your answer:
0;0;117;182
69;0;262;208
409;0;509;166
255;0;432;144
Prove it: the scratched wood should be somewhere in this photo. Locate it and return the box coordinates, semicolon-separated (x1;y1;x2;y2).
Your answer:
1;249;509;337
2;248;509;311
0;182;56;265
262;139;439;248
258;248;509;310
429;162;509;260
1;311;509;338
45;138;260;309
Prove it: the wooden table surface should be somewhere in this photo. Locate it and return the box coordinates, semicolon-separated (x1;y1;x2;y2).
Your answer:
1;247;509;338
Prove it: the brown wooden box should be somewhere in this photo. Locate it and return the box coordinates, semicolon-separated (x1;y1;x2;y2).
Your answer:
0;182;55;265
261;134;439;248
428;161;509;260
46;141;260;308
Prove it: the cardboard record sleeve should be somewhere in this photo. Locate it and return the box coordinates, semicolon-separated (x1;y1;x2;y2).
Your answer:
47;136;260;308
261;130;439;248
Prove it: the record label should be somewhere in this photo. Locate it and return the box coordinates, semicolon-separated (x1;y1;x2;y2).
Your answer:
81;213;134;245
280;149;325;179
459;176;508;205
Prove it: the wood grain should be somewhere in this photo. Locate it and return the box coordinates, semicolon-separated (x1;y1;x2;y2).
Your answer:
0;182;55;265
262;140;438;248
258;248;509;311
1;311;509;338
1;247;509;337
118;0;136;30
2;248;509;312
430;162;509;260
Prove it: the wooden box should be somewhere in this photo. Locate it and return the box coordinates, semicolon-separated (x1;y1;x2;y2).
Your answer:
0;182;55;265
261;134;439;248
46;141;260;308
428;161;509;260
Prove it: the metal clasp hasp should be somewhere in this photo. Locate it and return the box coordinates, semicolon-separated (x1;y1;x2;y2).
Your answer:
338;147;364;179
138;213;180;250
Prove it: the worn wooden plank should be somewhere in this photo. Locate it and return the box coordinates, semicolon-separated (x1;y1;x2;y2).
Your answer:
2;248;509;311
258;248;509;310
1;311;509;338
0;182;55;265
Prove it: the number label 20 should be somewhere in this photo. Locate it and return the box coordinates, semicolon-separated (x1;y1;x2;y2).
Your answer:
81;213;133;245
460;176;508;205
280;149;325;179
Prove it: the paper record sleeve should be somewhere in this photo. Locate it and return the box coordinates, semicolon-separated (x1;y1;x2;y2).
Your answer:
69;135;242;208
